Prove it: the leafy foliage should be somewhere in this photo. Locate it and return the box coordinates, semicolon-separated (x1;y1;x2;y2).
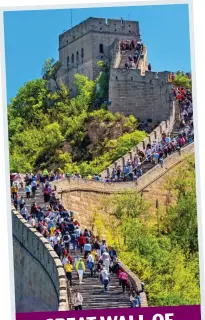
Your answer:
93;156;200;306
8;60;146;174
173;72;191;90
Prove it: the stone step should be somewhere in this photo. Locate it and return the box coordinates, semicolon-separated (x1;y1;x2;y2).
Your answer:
14;186;138;310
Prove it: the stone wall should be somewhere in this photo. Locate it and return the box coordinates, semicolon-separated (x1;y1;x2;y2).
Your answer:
54;143;194;309
55;142;194;226
55;18;140;96
12;209;69;312
109;68;172;124
139;143;195;212
101;100;176;178
59;17;140;54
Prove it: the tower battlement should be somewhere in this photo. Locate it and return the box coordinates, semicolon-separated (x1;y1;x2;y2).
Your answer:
51;17;173;125
59;17;140;49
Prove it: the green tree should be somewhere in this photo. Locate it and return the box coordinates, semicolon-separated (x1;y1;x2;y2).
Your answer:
42;58;62;90
173;72;191;89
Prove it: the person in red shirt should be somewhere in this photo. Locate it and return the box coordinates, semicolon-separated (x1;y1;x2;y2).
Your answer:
119;270;129;293
78;234;86;254
176;93;183;101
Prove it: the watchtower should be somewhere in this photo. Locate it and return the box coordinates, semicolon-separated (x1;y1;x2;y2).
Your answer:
57;17;141;95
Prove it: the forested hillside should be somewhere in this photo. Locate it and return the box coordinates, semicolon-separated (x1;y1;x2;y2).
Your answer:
8;59;147;175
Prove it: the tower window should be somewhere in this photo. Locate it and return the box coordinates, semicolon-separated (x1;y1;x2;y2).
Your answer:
67;56;69;67
81;48;84;58
99;43;104;54
76;51;79;63
72;53;74;63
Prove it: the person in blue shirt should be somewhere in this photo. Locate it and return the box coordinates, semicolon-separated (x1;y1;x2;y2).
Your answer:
71;232;78;251
25;184;31;200
84;239;92;259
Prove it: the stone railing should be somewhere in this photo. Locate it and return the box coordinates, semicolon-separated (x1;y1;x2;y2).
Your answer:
55;140;194;197
110;38;122;69
138;45;148;76
100;100;176;178
137;141;194;191
119;260;148;307
12;209;70;311
55;177;136;194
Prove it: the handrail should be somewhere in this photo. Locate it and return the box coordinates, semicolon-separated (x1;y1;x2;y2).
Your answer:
122;131;194;179
138;142;194;193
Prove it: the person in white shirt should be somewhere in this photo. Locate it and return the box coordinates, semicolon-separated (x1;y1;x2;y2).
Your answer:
28;216;36;228
102;250;110;272
47;235;54;247
72;289;83;310
20;206;29;220
100;240;107;254
100;265;110;292
75;227;81;237
53;233;61;246
61;255;68;266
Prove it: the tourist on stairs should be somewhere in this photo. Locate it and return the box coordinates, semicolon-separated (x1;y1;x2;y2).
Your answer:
63;231;71;253
76;258;85;284
102;249;111;272
64;260;73;287
100;265;110;292
87;251;95;277
130;292;138;307
83;239;92;259
119;270;128;294
78;233;86;254
72;289;83;310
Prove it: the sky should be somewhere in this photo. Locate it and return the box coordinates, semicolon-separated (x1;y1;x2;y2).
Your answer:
3;4;191;104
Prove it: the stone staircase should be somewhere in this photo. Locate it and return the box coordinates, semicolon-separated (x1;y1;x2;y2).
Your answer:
18;186;45;212
122;121;183;179
17;185;132;310
69;250;132;309
118;49;137;69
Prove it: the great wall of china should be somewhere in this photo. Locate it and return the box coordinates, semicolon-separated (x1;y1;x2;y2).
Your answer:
12;139;194;311
12;17;194;312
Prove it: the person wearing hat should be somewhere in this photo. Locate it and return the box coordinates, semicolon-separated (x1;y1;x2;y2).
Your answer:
76;258;85;284
72;289;83;310
63;231;71;252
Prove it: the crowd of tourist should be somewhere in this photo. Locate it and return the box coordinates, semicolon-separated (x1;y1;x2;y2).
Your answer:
10;95;194;188
120;39;143;52
10;62;194;310
168;70;192;82
119;39;144;70
11;174;144;309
